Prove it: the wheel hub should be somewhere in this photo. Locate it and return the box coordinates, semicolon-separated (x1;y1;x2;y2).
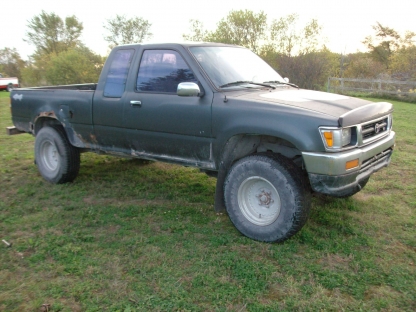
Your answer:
256;190;274;208
237;176;281;226
41;140;59;171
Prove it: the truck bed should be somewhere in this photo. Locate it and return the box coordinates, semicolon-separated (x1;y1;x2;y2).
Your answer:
16;83;97;91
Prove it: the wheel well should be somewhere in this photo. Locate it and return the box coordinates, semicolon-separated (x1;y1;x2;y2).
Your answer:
33;117;62;135
222;135;303;168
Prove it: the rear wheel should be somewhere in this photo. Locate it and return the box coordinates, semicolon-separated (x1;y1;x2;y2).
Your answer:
224;154;311;242
7;84;13;92
35;126;80;183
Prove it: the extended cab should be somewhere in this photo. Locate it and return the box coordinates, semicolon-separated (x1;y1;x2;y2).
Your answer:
8;43;395;242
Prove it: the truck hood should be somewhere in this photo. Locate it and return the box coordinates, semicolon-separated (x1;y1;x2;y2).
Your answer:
233;88;393;126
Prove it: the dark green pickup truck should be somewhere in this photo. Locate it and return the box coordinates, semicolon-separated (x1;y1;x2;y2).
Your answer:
8;43;395;242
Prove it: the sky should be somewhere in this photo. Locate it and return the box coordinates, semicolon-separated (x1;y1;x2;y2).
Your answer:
1;0;415;60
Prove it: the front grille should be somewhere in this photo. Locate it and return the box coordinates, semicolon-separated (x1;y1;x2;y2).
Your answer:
361;148;393;171
361;117;389;141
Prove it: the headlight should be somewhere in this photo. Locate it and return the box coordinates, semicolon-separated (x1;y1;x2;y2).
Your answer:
320;127;352;150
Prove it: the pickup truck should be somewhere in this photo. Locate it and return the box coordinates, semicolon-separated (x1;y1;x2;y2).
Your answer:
0;73;19;91
8;43;395;243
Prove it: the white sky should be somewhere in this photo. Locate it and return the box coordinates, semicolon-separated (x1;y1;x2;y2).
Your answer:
2;0;415;60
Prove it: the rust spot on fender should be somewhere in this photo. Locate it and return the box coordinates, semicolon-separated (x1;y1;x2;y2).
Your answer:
38;111;57;118
90;134;98;145
73;132;98;149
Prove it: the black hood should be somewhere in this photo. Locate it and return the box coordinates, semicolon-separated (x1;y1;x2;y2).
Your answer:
230;88;393;126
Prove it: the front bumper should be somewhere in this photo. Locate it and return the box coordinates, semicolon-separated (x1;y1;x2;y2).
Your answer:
302;131;395;196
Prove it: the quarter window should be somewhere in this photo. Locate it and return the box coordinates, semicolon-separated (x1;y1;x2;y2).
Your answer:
137;50;197;93
104;49;134;98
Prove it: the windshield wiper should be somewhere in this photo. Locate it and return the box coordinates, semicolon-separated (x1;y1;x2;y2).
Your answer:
263;80;299;89
219;81;275;89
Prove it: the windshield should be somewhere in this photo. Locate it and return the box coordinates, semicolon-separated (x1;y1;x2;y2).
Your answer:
189;46;284;89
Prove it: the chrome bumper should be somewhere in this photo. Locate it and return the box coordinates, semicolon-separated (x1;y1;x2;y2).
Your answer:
302;131;395;176
302;131;395;196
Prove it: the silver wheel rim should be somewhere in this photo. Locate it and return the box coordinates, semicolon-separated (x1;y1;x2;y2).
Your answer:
237;176;281;226
40;140;59;171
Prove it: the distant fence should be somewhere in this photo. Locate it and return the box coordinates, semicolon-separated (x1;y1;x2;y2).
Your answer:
327;77;416;99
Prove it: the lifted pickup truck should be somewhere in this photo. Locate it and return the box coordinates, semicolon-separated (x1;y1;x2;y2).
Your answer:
8;43;395;242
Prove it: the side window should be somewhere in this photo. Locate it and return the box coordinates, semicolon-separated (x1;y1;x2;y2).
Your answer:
137;50;197;93
104;49;134;98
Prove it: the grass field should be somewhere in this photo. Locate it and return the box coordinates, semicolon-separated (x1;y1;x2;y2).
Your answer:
0;90;415;311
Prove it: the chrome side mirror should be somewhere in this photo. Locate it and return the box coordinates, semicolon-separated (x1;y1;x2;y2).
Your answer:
177;82;203;97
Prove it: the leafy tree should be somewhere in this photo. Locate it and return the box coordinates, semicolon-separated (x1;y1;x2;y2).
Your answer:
274;48;339;90
206;10;267;53
363;22;415;69
267;14;323;57
21;59;46;87
183;10;267;53
23;11;106;86
104;15;152;48
343;52;385;79
183;10;332;89
45;46;104;85
182;20;209;42
25;11;83;55
390;46;416;79
183;11;323;56
0;48;26;80
258;14;326;89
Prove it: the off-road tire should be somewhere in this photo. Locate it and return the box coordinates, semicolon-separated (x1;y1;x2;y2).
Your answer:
35;126;80;184
224;154;311;243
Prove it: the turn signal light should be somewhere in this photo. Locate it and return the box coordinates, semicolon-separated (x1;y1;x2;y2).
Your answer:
323;132;333;147
345;159;359;170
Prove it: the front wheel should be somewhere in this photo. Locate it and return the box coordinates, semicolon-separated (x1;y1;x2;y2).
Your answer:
35;126;80;184
224;154;311;243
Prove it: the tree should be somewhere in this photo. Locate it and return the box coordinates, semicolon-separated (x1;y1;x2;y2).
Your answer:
25;11;83;55
207;10;267;53
182;20;209;42
390;46;416;80
23;11;104;86
258;14;326;90
0;48;26;80
267;14;323;57
104;15;152;48
183;10;267;53
273;49;339;90
343;52;385;79
45;46;104;85
363;22;415;69
182;10;330;89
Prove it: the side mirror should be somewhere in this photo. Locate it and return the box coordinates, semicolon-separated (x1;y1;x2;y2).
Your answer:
177;82;203;97
284;77;290;83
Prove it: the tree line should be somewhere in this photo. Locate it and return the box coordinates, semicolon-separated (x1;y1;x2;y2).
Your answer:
0;10;415;89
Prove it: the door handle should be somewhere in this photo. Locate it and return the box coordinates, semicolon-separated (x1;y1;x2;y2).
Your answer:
130;100;142;107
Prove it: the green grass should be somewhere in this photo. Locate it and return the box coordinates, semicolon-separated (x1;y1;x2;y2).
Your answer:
1;91;415;311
